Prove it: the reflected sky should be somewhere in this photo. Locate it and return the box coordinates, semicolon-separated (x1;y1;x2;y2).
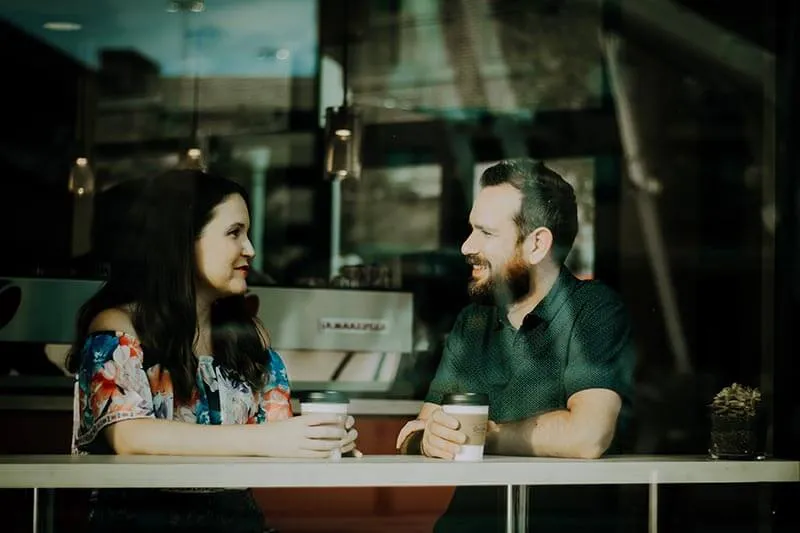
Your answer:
0;0;317;77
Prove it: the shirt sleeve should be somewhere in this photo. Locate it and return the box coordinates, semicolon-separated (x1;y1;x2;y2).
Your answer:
74;332;155;453
563;293;636;402
424;309;471;405
258;347;293;422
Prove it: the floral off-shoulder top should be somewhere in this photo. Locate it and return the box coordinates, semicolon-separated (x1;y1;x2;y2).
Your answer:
72;331;293;454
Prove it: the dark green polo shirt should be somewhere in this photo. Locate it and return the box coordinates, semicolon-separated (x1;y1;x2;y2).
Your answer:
427;268;636;533
425;267;635;440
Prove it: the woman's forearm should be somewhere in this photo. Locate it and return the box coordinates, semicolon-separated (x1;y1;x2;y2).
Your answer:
105;418;265;456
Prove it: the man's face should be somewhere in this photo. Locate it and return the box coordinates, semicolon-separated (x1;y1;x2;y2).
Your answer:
461;184;532;305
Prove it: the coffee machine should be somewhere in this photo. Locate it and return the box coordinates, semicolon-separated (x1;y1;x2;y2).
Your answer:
0;277;414;407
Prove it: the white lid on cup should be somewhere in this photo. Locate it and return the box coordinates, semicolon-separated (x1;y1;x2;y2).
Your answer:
301;390;350;404
442;392;489;406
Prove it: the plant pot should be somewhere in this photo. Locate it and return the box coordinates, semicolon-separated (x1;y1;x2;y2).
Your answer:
709;413;758;460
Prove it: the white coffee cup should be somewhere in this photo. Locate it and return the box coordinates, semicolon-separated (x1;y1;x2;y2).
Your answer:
442;393;490;461
299;390;350;459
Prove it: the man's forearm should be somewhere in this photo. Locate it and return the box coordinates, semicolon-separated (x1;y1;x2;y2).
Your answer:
485;409;609;459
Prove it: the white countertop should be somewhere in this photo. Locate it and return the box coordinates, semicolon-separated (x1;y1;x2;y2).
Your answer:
0;455;796;489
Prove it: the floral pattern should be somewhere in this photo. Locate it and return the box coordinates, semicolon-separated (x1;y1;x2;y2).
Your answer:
72;331;292;454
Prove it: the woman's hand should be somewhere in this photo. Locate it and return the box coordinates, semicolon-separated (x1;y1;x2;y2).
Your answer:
258;414;348;458
341;415;362;458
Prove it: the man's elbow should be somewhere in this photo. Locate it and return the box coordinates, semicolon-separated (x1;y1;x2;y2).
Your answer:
574;443;606;459
573;433;614;459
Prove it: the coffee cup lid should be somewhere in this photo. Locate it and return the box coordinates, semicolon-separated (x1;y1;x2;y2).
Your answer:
442;392;489;406
301;390;350;404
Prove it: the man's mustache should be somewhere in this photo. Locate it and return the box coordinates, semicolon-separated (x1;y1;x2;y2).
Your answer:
465;255;489;267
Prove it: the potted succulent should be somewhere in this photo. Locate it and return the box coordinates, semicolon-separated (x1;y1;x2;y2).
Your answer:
709;383;762;460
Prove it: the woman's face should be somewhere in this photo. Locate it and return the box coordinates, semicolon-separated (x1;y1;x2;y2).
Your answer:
194;193;255;299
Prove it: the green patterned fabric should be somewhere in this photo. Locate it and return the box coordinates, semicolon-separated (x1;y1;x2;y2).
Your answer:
425;267;635;435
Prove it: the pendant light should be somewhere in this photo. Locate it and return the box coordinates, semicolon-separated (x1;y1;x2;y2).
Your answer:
178;75;206;170
68;157;95;196
324;0;361;180
69;76;95;196
171;0;206;170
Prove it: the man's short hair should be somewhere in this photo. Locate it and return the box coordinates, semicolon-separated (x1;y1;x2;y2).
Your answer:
479;158;578;263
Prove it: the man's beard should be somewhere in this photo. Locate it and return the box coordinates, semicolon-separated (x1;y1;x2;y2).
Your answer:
466;250;532;306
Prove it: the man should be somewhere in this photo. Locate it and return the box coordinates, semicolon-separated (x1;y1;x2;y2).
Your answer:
396;159;636;532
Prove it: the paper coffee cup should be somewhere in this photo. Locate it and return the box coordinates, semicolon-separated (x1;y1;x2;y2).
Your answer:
442;393;489;461
300;391;350;459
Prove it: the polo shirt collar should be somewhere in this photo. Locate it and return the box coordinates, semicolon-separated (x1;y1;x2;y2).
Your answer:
494;267;574;330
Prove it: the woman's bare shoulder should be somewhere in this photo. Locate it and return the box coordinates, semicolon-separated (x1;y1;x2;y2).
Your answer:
88;306;138;338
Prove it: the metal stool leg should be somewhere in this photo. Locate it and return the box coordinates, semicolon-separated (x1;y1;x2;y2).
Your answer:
649;478;659;533
32;487;39;533
506;485;529;532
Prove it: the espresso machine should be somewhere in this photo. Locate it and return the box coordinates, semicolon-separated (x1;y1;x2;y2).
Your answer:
0;277;414;407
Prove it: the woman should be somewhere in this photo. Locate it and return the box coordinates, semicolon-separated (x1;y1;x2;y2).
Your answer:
66;169;357;533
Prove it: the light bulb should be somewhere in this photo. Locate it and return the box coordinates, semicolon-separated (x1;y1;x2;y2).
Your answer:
68;157;95;196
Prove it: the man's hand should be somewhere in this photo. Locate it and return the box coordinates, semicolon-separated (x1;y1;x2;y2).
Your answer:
395;402;468;458
421;409;467;460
